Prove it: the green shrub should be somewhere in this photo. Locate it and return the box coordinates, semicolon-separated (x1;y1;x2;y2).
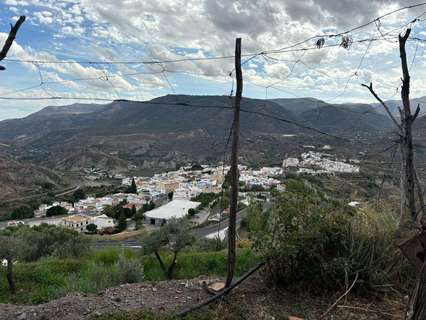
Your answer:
46;205;68;217
249;179;414;292
10;206;34;219
0;247;257;304
194;237;226;252
114;255;144;284
12;224;88;261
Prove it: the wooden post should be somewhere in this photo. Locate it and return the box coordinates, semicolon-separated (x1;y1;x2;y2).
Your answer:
226;38;242;287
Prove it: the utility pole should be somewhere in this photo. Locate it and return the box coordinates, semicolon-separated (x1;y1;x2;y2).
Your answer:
226;37;242;287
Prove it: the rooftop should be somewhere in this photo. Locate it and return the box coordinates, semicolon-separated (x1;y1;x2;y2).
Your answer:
145;199;201;220
62;214;91;223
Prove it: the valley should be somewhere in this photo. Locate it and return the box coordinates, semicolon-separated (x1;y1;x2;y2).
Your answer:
0;94;401;207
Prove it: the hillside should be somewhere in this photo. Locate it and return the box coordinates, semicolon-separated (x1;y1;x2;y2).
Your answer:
0;96;302;143
0;95;393;143
0;155;65;201
269;97;328;115
372;95;426;117
299;103;393;134
0;95;394;177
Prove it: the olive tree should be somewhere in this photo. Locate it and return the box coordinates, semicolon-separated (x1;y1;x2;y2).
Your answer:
140;218;194;279
11;224;88;261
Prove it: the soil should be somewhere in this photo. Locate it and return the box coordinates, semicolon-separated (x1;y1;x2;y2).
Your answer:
0;275;407;320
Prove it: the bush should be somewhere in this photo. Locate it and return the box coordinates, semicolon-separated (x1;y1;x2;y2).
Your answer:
71;189;86;203
10;206;34;219
194;238;226;252
188;208;197;217
114;255;144;284
191;193;217;210
249;179;413;292
86;223;98;234
46;206;68;217
12;224;88;261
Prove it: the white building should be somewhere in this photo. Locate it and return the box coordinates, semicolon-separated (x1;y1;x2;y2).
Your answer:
144;199;201;226
282;158;300;168
92;214;115;229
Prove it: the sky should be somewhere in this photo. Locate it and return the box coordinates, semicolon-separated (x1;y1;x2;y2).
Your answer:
1;0;426;120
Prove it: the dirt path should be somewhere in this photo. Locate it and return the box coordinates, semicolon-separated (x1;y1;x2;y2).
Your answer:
0;278;214;320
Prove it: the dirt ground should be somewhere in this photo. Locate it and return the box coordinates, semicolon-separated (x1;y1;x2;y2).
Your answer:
211;275;406;320
0;275;406;320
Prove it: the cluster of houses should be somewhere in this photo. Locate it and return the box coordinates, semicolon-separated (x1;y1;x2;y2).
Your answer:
34;193;149;219
282;151;360;175
124;164;285;198
31;193;149;233
122;165;227;201
239;166;283;189
21;155;359;234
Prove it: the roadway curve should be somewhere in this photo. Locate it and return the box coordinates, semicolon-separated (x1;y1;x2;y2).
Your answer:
90;208;248;249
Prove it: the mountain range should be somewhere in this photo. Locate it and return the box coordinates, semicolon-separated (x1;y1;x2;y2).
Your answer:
0;94;415;202
0;95;394;142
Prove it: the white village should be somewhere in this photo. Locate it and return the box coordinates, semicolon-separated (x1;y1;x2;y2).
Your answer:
3;151;360;234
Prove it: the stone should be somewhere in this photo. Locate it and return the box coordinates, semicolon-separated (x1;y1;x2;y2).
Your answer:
17;313;26;320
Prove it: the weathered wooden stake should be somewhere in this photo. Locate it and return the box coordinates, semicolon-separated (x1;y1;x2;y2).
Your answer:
226;38;242;287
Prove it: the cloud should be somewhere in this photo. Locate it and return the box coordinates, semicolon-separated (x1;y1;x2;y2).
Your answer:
2;0;426;110
33;11;53;24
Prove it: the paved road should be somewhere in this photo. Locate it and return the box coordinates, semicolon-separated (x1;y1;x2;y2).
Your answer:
192;208;247;238
90;208;248;249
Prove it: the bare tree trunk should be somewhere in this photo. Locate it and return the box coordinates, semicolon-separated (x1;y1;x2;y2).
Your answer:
397;29;426;320
154;251;168;279
363;28;426;320
398;29;418;237
226;38;243;287
166;251;178;280
6;257;15;294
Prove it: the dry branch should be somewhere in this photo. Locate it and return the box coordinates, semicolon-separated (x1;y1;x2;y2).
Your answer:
361;82;401;130
0;16;26;71
320;272;359;319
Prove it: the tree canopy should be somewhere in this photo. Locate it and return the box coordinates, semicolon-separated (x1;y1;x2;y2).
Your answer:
140;218;194;279
46;205;68;217
10;206;34;219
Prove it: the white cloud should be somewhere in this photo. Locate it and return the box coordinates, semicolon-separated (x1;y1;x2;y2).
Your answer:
2;0;426;109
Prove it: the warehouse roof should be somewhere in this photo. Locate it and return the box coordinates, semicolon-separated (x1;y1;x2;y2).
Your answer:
145;199;200;220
